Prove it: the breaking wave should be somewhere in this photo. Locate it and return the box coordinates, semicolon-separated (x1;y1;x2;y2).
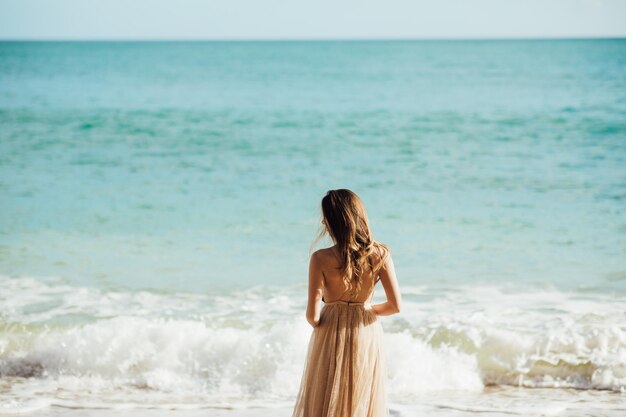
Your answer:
1;275;624;413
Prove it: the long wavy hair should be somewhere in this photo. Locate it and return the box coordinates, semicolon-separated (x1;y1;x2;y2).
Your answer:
317;189;388;296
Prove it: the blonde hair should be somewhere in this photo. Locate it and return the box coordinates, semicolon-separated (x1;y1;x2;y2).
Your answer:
316;189;388;296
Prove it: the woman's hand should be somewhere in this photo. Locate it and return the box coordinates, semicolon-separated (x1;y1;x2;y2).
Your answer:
371;253;401;316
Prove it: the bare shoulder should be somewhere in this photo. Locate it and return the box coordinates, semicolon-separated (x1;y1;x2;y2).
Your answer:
311;246;341;268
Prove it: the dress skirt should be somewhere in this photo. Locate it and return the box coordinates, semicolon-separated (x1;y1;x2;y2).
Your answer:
291;301;389;417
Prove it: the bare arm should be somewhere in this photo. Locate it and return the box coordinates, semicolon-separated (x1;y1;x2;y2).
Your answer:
306;251;324;327
371;253;402;316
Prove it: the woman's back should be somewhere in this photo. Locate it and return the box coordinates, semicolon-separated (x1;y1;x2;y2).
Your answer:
315;245;385;304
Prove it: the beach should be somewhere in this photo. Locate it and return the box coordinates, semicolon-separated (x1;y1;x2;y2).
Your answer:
8;387;626;417
1;40;625;415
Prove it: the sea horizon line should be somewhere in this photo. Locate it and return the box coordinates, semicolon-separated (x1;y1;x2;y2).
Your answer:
1;36;625;43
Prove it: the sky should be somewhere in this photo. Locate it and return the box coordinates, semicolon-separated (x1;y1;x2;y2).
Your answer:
0;0;625;40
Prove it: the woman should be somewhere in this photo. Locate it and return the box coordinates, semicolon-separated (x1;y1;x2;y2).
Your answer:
292;189;402;417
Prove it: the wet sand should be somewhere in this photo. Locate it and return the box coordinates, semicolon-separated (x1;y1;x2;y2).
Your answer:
15;387;626;417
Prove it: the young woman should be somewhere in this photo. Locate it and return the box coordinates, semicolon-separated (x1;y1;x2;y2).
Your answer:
291;189;402;417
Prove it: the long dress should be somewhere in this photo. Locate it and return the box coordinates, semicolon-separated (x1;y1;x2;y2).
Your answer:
291;279;389;417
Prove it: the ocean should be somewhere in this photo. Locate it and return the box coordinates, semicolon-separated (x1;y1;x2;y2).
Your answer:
0;40;625;416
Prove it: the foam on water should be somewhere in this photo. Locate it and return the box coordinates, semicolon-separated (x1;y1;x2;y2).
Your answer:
1;275;624;412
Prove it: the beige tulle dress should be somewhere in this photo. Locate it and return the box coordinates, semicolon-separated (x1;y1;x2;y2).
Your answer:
291;275;389;417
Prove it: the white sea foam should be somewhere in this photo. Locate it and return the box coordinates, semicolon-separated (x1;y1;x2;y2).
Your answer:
0;275;625;412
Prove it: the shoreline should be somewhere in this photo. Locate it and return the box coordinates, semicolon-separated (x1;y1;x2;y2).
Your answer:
4;387;625;417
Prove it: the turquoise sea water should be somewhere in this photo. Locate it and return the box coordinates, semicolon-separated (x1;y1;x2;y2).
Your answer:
1;40;625;415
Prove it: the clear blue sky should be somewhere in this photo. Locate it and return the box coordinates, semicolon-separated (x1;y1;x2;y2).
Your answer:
1;0;625;40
